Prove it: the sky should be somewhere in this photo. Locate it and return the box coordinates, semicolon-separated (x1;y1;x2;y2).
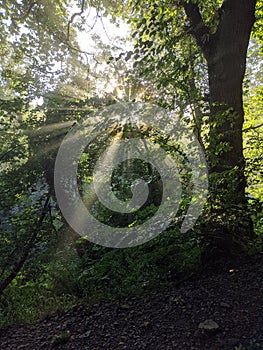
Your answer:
32;7;131;105
69;6;131;53
68;6;132;98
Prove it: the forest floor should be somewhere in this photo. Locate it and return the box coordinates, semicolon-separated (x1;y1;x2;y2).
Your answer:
0;253;262;350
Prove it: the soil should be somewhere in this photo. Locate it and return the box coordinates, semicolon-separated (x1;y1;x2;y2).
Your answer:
0;254;262;350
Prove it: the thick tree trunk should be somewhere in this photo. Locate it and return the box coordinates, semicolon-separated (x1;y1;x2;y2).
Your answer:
183;0;257;256
206;1;255;171
206;0;256;229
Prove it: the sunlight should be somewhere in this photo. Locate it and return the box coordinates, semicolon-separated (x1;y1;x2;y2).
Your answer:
32;138;65;159
25;121;76;136
70;5;132;96
69;6;131;51
31;97;44;107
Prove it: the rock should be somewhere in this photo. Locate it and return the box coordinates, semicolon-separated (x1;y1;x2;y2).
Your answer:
79;330;91;339
198;319;219;330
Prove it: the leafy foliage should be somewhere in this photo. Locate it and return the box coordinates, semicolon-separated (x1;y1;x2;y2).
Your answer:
0;0;262;327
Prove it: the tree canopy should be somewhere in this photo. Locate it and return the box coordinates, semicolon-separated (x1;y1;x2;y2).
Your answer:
0;0;262;327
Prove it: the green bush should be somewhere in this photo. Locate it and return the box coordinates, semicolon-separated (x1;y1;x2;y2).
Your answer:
76;226;201;301
0;276;78;327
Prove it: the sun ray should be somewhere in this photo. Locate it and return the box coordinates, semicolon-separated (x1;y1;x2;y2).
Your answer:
24;120;76;136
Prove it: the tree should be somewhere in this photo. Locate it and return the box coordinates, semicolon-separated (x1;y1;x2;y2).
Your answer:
0;0;133;295
0;0;83;295
0;1;261;293
184;0;258;252
126;0;262;256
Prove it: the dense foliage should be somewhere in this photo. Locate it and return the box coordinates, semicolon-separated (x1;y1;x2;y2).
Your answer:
0;0;262;326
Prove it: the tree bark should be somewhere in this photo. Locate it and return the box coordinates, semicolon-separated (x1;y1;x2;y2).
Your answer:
206;1;255;160
183;0;257;252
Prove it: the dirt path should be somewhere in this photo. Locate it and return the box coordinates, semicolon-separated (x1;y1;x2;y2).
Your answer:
0;254;262;350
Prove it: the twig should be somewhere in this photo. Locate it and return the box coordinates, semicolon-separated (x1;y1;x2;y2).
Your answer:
243;122;263;132
99;14;111;42
85;11;99;33
67;0;86;42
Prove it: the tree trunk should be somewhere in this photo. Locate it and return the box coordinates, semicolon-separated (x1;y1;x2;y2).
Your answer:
206;0;256;231
206;1;255;170
183;0;257;256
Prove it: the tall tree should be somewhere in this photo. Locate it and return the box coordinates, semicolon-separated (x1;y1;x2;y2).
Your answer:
127;0;262;256
183;0;257;248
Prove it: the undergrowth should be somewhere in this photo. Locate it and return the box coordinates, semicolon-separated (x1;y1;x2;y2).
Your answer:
0;226;201;326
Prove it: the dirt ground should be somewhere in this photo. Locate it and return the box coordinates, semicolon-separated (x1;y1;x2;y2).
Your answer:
0;254;262;350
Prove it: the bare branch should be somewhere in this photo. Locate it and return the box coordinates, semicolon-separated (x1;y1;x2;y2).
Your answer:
85;12;99;33
64;0;102;66
99;14;111;42
67;0;86;42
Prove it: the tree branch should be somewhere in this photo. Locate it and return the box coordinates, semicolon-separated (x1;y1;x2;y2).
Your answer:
180;1;210;49
243;122;263;132
0;192;51;296
67;0;86;42
0;141;28;162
